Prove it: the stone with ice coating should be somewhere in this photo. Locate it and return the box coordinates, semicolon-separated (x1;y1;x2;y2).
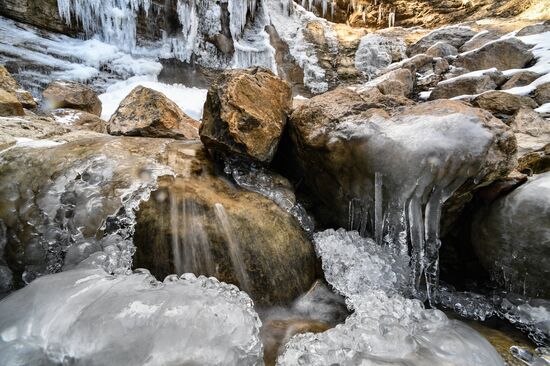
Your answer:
277;229;504;366
0;265;263;365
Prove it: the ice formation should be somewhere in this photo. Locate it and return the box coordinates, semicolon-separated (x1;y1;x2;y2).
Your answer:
224;160;315;234
0;264;263;366
277;229;504;365
0;140;173;288
355;33;407;78
55;0;276;72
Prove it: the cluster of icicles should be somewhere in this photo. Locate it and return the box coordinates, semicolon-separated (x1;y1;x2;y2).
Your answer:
56;0;276;71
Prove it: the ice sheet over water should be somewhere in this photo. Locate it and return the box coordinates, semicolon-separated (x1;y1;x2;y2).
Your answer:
0;263;263;366
277;229;505;366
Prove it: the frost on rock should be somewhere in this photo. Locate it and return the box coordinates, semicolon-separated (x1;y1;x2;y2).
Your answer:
0;265;263;366
355;34;407;79
277;229;505;366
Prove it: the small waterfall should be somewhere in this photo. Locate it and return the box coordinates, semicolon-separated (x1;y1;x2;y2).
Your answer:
213;203;252;293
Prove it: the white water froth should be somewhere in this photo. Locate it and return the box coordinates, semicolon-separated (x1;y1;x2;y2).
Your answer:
0;265;263;365
277;229;505;366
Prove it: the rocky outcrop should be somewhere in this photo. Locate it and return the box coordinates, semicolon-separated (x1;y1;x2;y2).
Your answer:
0;115;70;140
0;65;36;109
0;89;24;116
133;144;317;305
472;91;537;117
454;38;535;72
0;0;74;34
429;71;505;100
43;81;102;116
534;82;550;105
283;89;515;231
200;68;292;163
472;172;550;298
407;26;477;56
107;86;199;139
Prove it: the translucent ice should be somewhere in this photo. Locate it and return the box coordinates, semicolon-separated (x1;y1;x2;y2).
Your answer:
277;229;505;366
0;265;263;366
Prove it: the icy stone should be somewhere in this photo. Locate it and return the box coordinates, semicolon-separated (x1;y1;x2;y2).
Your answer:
355;34;407;79
0;265;263;365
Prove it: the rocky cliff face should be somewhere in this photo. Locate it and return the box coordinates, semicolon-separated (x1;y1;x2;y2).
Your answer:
0;0;72;34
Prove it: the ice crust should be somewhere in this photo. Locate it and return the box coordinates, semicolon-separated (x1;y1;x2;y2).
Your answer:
277;229;505;366
0;265;263;366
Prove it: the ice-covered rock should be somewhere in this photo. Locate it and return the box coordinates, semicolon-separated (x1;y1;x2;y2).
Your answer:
277;229;505;366
0;265;263;365
354;33;407;79
285;96;516;297
472;172;550;298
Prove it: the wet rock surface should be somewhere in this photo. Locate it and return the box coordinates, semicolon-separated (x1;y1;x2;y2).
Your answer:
200;68;292;163
107;86;199;140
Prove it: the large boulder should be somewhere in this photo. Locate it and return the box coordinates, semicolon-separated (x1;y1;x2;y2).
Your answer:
509;108;550;155
354;33;407;78
407;26;477;56
284;90;516;234
0;135;316;303
200;68;292;163
501;71;541;90
0;65;36;109
472;172;550;298
459;31;501;53
454;38;535;72
426;42;458;58
429;71;504;100
0;89;24;116
132;144;317;306
107;86;199;139
43;81;102;116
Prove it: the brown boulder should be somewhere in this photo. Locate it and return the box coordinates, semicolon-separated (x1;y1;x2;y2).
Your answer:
518;144;550;175
534;82;550;105
365;68;414;97
200;68;292;163
454;38;534;72
407;26;477;56
510;108;550;155
0;65;36;109
426;42;458;58
0;89;24;116
459;31;501;53
501;71;541;90
43;80;102;116
108;86;199;139
51;109;108;134
472;91;537;116
133;144;317;305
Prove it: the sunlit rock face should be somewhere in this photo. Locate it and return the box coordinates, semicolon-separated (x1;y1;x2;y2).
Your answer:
133;143;317;306
472;172;550;298
0;265;264;366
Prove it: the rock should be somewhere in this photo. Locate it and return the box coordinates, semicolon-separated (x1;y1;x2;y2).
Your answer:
284;92;515;231
509;108;550;155
454;38;535;72
407;26;477;56
534;82;550;105
43;81;102;116
472;172;550;298
133;144;317;305
0;0;75;35
0;115;70;140
516;20;550;37
107;86;198;139
429;71;504;100
426;42;458;58
518;144;550;175
354;33;407;78
0;89;24;116
0;133;16;150
0;65;36;108
51;109;108;133
501;71;541;90
459;31;501;53
387;54;433;74
200;68;292;163
365;68;414;97
472;91;538;116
